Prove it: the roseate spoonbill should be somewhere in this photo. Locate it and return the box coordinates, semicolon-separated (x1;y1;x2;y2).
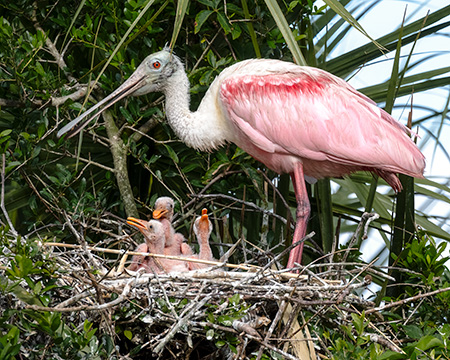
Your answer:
189;208;214;270
127;242;150;272
152;197;194;257
58;49;426;269
127;217;188;273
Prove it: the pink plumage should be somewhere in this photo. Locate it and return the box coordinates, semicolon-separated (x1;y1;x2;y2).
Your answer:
219;65;424;187
58;49;425;270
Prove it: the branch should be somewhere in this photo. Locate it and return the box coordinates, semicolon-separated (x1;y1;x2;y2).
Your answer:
191;193;291;226
102;109;138;218
1;154;18;236
32;4;76;83
25;277;134;312
366;286;450;314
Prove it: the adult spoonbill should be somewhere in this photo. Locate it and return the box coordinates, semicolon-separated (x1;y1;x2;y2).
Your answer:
152;196;194;257
127;217;188;273
58;49;426;269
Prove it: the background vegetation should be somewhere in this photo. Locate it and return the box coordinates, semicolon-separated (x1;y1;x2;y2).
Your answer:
0;0;449;358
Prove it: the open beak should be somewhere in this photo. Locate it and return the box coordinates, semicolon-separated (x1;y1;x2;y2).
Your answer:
153;209;168;219
127;216;148;231
57;70;148;138
200;208;209;227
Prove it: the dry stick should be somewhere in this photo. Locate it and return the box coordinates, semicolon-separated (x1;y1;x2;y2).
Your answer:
26;277;134;312
288;259;377;340
333;260;404;355
299;247;359;276
192;193;290;225
243;232;316;285
349;304;403;354
44;242;257;270
193;321;300;360
256;299;288;360
44;149;115;172
1;154;17;235
101;272;354;293
364;333;402;353
342;212;379;263
180;169;241;219
42;242;312;280
403;298;425;326
151;268;179;319
154;293;212;354
306;262;396;282
55;289;95;309
248;335;300;360
218;237;242;264
61;213;102;270
365;286;450;315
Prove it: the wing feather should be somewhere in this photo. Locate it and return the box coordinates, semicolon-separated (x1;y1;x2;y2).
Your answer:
219;67;425;177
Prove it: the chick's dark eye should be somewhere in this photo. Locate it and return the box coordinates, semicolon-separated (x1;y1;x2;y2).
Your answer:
152;61;161;69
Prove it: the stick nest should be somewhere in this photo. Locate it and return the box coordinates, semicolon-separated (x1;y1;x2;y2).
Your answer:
18;232;395;360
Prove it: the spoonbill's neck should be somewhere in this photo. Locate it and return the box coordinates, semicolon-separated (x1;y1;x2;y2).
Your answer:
147;236;164;255
198;229;212;259
162;67;230;152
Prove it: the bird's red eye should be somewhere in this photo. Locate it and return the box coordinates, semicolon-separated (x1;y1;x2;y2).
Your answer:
152;61;161;69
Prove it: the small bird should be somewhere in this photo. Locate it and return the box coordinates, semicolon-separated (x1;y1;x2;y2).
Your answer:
189;208;214;270
152;197;194;257
127;217;188;273
58;49;425;268
127;241;151;272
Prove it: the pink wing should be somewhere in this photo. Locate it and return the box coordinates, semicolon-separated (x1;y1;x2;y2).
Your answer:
219;68;425;178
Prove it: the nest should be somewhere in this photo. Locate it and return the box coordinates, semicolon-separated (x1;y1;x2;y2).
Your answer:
5;212;442;359
23;233;400;360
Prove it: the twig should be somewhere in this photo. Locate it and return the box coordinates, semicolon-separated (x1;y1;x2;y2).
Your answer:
191;193;291;226
1;154;18;236
364;333;401;353
26;277;134;312
43;241;324;280
256;299;288;360
366;286;450;314
342;212;379;263
154;293;212;354
62;212;103;270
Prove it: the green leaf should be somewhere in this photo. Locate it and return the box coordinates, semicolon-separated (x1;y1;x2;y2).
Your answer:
230;23;242;40
124;330;133;340
216;12;231;34
413;335;443;351
197;0;215;7
0;129;12;137
229;293;240;305
195;10;213;34
163;144;179;164
170;0;189;48
403;325;422;339
263;0;307;65
323;0;384;52
119;107;134;123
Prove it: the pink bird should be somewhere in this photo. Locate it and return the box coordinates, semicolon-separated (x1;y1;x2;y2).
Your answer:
58;49;426;269
127;217;188;273
189;208;215;270
152;196;194;257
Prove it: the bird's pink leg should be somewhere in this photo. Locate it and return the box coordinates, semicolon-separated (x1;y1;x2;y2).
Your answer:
287;163;311;269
